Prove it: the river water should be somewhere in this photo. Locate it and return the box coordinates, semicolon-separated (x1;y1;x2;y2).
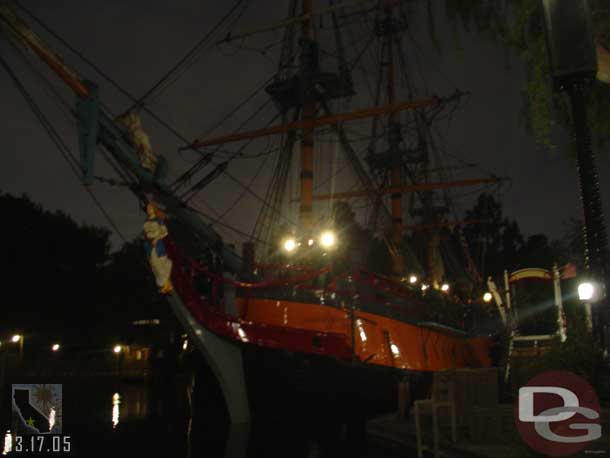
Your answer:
8;378;404;458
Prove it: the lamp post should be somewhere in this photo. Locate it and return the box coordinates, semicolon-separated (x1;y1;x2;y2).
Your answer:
567;82;610;352
542;0;610;359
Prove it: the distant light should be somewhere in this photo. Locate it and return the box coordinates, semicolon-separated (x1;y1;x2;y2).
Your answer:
283;238;297;252
182;340;188;351
11;335;21;343
319;231;336;248
132;319;160;326
578;282;595;301
113;345;122;354
409;275;418;284
51;344;60;352
421;284;429;291
441;283;450;292
483;292;493;303
308;239;314;246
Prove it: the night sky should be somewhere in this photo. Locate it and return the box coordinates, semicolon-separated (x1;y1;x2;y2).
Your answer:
1;0;609;251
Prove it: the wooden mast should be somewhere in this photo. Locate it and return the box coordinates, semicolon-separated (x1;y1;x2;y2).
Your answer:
183;97;439;149
385;4;404;276
292;177;501;201
300;0;314;232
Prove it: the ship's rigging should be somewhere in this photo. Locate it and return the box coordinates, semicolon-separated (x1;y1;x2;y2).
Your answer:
173;0;503;292
0;0;505;295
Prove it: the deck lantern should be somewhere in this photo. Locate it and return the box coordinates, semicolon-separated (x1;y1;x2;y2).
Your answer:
282;238;297;253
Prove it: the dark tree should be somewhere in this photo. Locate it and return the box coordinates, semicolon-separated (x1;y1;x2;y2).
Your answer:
461;193;525;278
1;192;168;348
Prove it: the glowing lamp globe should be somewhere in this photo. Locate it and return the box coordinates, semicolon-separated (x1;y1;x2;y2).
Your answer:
319;231;336;248
283;238;297;252
578;282;595;301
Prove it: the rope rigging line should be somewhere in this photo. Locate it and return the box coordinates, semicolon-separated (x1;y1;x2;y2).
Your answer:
12;1;297;229
250;108;299;245
210;151;273;226
187;203;270;246
124;0;248;111
142;3;252;108
4;40;136;190
172;97;275;190
178;110;283;207
170;48;299;204
190;46;299;146
0;52;128;243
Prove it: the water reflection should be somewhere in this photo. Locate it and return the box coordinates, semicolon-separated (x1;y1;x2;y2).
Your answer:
55;380;401;458
185;409;375;458
48;407;56;432
221;423;249;458
2;431;11;455
111;392;120;429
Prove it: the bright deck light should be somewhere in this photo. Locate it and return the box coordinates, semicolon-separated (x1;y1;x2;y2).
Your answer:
113;345;122;354
409;275;418;284
319;231;336;248
578;282;595;301
421;284;429;291
307;239;315;246
390;343;400;356
11;335;21;343
483;292;493;303
283;238;297;252
182;340;188;350
441;283;450;292
51;344;60;352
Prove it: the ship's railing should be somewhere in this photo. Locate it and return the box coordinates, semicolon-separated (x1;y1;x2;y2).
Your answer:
172;249;473;332
163;233;480;335
164;238;354;360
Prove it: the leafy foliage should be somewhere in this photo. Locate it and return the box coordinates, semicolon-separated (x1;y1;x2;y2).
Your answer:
439;0;610;150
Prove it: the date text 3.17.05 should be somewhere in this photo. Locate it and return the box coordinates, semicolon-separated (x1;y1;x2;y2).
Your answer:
13;436;71;454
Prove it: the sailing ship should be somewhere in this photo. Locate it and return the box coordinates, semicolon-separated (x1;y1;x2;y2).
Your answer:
0;0;503;422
